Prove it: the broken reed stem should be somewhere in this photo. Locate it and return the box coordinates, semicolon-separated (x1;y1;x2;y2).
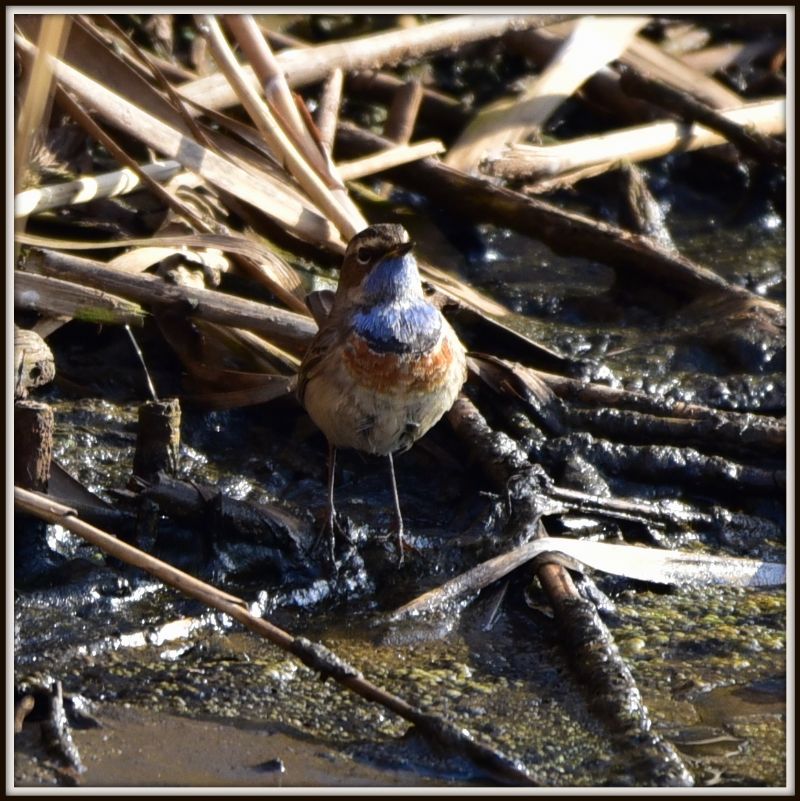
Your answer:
618;162;675;250
14;486;538;787
133;399;182;481
223;15;312;156
337;140;445;181
316;68;344;154
384;78;424;144
15;401;54;492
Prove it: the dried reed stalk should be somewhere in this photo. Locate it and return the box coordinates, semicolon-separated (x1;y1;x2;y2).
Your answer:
316;68;344;153
178;15;560;110
220;14;366;235
482;97;785;183
337;140;445;181
446;15;647;171
14;32;342;251
15;160;183;218
196;14;364;241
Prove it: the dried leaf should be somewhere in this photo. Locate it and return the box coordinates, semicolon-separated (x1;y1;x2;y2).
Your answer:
391;536;786;620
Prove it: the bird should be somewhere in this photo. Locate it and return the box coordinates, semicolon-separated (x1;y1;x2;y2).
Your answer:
297;223;468;565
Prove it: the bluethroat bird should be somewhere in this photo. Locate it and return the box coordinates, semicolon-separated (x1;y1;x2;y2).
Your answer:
297;224;468;565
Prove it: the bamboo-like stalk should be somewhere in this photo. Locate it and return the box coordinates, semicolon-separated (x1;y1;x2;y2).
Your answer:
14;485;539;786
14;160;183;218
223;15;318;166
196;15;364;242
260;23;469;135
482;97;785;182
14;32;342;251
178;15;559;111
446;15;647;171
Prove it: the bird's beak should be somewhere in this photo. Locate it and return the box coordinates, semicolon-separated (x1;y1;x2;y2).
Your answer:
387;240;414;259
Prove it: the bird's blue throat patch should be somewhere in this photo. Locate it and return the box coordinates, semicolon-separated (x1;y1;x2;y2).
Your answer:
352;252;442;354
360;252;420;302
352;302;442;355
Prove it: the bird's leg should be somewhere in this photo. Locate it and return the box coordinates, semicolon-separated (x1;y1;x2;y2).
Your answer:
310;442;338;565
387;452;405;566
325;442;338;564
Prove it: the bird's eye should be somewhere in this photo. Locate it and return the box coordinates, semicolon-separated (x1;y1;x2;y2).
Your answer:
356;247;372;265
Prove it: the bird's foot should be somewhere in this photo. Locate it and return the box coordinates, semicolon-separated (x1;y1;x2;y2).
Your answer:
308;511;340;566
376;520;407;567
309;509;357;572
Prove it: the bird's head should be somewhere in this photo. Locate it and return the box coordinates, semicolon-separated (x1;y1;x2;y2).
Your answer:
336;224;421;305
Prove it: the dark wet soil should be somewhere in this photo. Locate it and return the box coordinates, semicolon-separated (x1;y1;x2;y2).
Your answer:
16;704;458;788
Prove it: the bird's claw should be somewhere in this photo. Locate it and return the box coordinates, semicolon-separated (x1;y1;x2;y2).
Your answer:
376;520;406;566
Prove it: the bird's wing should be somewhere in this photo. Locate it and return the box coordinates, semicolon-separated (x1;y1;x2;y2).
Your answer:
304;289;336;327
296;318;345;405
